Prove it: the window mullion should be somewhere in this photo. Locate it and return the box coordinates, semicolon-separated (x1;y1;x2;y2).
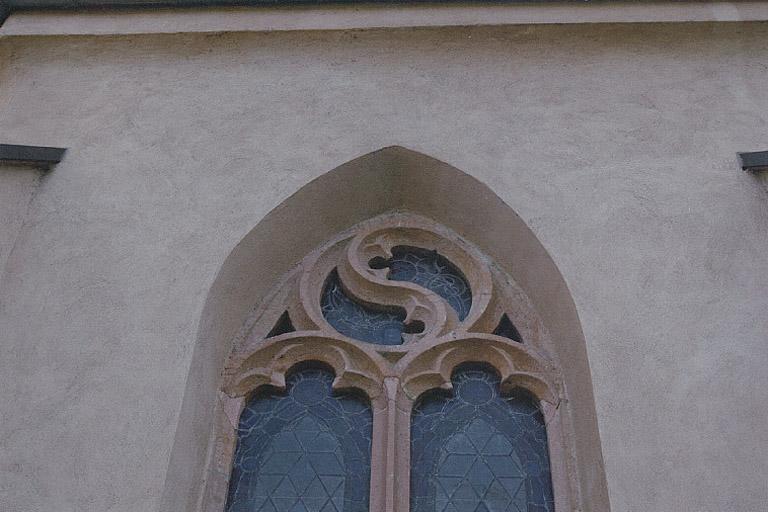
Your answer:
370;375;414;512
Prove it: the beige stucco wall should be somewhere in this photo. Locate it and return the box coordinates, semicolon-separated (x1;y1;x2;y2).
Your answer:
1;21;768;512
0;166;41;281
759;170;768;191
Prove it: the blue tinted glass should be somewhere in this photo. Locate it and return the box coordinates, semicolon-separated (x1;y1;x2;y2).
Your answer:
321;269;407;345
379;246;472;321
226;367;372;512
410;366;554;512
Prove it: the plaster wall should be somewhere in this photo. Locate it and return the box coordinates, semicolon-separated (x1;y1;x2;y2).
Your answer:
1;22;768;512
0;166;40;288
759;170;768;191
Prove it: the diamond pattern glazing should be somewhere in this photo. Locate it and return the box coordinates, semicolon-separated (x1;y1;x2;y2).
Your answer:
410;366;554;512
225;367;372;512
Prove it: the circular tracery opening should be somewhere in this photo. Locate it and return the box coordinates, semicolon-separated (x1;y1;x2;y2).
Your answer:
320;268;422;346
321;243;474;346
369;245;472;321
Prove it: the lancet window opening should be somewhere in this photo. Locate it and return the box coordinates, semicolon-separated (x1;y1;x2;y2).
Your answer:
207;213;575;512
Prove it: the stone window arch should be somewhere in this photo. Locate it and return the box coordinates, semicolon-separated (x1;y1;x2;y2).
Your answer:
162;147;609;512
205;212;575;512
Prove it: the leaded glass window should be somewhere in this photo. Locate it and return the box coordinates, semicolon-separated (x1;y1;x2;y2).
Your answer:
410;365;555;512
321;269;409;345
225;365;373;512
370;246;472;321
215;213;574;512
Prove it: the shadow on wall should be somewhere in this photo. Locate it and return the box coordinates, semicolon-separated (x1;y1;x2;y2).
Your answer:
159;146;610;512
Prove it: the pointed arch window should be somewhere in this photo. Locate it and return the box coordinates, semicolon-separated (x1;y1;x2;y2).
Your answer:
225;364;372;512
411;364;554;512
208;213;577;512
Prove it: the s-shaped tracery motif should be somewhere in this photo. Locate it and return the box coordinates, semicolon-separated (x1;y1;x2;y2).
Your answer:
207;214;574;512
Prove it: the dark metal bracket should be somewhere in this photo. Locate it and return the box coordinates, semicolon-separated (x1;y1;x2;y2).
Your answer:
0;144;67;170
738;151;768;173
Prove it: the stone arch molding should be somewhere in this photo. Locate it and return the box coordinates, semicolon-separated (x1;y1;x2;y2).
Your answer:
159;146;611;512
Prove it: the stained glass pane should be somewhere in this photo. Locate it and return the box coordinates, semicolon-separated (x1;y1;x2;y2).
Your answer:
266;311;295;338
226;366;372;512
492;314;523;343
410;365;554;512
321;269;408;345
374;246;472;321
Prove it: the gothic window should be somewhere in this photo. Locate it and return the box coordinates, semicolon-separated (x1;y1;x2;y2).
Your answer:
225;365;372;512
210;213;574;512
410;365;554;512
321;269;410;346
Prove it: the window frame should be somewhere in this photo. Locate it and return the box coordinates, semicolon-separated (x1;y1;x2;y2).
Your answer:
201;213;576;512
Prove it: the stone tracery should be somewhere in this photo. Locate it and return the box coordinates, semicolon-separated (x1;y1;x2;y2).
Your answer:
206;213;575;512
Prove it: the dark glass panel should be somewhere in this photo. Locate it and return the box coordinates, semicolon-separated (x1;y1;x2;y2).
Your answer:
492;314;523;343
411;365;554;512
266;311;296;338
321;269;408;345
371;246;472;321
226;366;372;512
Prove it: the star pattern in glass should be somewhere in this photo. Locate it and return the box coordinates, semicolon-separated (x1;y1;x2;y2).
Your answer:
410;365;554;512
225;366;372;512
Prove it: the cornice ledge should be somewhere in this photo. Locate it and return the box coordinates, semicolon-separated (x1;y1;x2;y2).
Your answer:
739;150;768;173
2;1;768;37
0;144;66;170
